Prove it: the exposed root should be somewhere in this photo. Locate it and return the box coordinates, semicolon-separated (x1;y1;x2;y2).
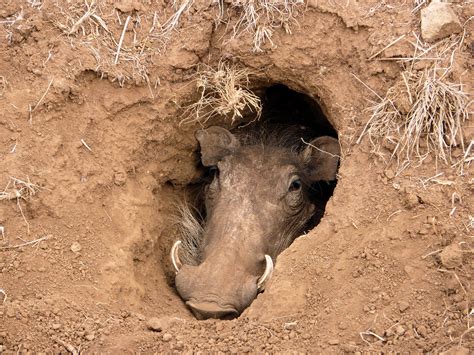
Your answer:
180;61;262;126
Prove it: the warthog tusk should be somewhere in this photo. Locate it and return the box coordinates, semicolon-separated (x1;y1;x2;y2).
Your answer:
171;240;183;273
257;255;273;291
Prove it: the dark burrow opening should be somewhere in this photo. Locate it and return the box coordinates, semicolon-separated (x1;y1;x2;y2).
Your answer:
169;83;339;319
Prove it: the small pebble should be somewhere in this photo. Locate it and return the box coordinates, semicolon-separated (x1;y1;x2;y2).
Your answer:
395;325;406;336
416;325;428;338
283;321;297;330
70;242;82;253
162;333;172;342
328;339;340;345
440;244;463;269
399;301;410;312
384;169;395;180
146;317;163;332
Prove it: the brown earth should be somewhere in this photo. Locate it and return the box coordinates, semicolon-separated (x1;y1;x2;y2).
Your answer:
0;0;473;353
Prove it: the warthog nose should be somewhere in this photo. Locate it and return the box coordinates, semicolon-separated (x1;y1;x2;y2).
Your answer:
186;301;238;320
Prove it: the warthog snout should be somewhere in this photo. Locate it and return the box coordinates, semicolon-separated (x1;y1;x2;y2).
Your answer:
174;251;273;319
186;301;239;320
172;126;340;319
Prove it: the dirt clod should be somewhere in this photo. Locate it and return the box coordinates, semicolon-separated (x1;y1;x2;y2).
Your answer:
440;244;463;269
114;0;144;13
421;1;462;42
395;325;406;336
162;333;172;342
384;169;395;180
146;317;164;332
70;242;82;253
416;325;428;338
440;346;470;355
113;171;127;186
404;192;420;210
399;301;410;313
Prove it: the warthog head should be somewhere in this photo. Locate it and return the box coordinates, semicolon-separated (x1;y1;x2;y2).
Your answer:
172;126;340;319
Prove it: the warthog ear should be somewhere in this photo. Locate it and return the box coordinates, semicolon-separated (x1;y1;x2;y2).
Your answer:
301;136;340;182
195;126;240;166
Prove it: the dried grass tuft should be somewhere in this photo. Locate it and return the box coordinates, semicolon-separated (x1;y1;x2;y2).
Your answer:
357;33;471;174
223;0;305;52
0;8;24;44
0;176;40;201
181;61;262;125
52;0;161;91
0;177;41;234
154;0;304;52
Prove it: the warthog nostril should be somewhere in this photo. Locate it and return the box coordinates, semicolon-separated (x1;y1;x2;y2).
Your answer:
186;301;238;320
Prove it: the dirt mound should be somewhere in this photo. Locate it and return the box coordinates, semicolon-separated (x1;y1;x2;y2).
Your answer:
1;0;472;353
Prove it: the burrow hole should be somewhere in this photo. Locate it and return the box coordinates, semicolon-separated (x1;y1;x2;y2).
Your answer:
164;83;339;280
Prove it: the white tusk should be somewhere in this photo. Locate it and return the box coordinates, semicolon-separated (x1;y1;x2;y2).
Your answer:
171;240;183;273
257;255;273;291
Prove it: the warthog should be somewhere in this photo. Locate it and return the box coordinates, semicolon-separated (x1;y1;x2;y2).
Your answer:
171;126;340;320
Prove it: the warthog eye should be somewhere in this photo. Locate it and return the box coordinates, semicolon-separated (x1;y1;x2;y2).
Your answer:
209;166;219;177
288;178;302;192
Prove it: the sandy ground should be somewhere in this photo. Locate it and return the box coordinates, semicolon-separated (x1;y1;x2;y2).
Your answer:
0;0;472;353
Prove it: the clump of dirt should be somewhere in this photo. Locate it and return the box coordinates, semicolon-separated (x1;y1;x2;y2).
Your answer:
1;0;472;353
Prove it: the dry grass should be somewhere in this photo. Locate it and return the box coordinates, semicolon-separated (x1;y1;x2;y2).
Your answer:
0;176;40;201
412;0;428;13
357;33;471;174
180;61;262;125
220;0;305;52
0;7;24;44
157;0;304;52
0;177;41;234
51;0;163;91
0;234;50;250
45;1;304;89
157;0;193;39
